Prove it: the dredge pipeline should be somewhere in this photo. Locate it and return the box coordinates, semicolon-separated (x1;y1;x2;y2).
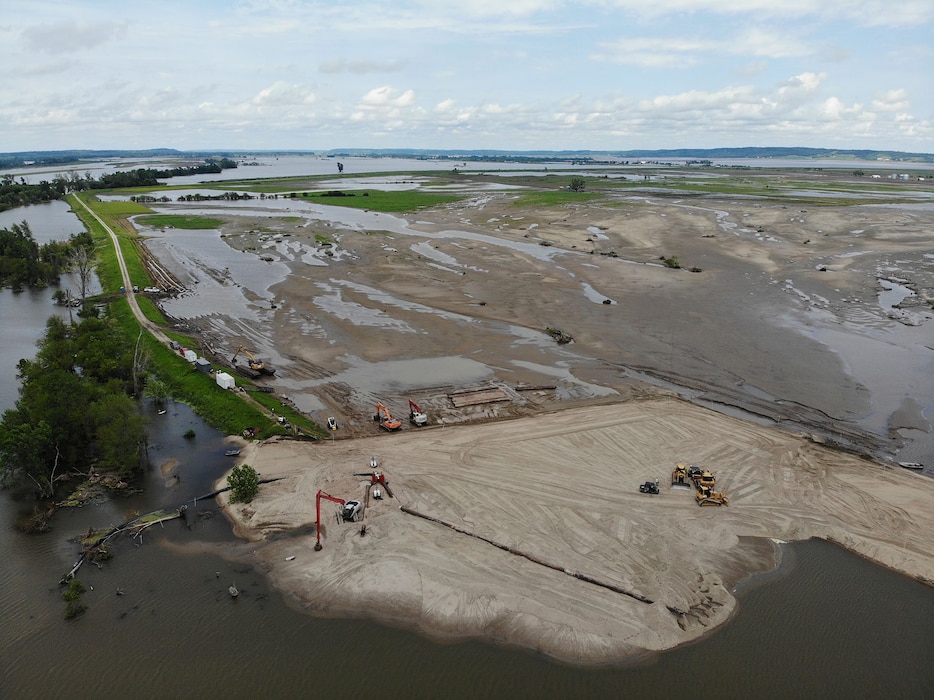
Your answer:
400;506;653;605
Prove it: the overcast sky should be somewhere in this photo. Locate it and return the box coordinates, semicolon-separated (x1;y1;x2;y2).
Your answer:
2;0;932;153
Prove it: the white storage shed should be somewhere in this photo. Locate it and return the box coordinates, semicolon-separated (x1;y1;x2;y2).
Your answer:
215;372;236;390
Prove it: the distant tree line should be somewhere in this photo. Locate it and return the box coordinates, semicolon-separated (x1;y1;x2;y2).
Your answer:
0;221;93;291
0;313;147;498
0;158;237;213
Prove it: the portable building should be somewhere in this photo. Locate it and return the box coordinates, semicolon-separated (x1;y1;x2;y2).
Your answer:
216;372;236;390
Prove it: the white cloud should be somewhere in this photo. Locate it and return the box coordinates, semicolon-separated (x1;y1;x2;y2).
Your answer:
593;29;813;67
252;82;317;106
360;86;415;108
21;19;127;54
593;0;934;27
319;59;408;75
872;89;909;112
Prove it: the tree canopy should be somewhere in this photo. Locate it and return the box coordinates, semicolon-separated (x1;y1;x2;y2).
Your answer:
0;314;147;497
0;221;93;290
0;159;237;213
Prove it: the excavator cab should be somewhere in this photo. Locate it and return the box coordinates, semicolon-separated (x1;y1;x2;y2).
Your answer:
341;500;362;521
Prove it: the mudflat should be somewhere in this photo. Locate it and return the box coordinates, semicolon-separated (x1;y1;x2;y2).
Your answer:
138;167;934;662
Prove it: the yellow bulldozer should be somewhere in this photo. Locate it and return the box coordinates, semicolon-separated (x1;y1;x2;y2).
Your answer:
674;463;729;506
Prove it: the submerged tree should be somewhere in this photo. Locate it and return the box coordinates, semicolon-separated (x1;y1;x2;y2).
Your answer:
0;314;146;497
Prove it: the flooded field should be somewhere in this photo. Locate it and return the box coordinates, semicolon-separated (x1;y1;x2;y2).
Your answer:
125;169;933;468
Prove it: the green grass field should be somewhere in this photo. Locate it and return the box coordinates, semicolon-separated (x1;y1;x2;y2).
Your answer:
135;214;225;229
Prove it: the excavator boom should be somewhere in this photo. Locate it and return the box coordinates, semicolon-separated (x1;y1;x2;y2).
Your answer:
232;345;275;375
374;401;402;431
315;489;346;550
408;399;428;426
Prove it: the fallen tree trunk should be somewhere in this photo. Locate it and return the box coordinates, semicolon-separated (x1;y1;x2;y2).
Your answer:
60;477;284;583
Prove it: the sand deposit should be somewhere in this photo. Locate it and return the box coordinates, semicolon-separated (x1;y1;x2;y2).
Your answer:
135;167;934;662
218;398;934;664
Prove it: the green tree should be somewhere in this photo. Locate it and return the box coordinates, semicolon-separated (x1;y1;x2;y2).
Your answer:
89;389;146;473
569;177;586;192
0;418;58;495
227;464;259;503
0;313;146;496
144;375;169;407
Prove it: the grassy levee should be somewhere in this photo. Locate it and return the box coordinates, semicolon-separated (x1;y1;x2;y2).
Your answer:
247;390;327;439
69;192;305;440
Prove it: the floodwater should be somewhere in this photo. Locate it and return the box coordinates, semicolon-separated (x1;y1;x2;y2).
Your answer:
2;172;934;696
135;190;934;470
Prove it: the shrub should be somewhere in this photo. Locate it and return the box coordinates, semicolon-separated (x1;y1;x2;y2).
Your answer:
62;578;87;620
228;463;260;503
661;255;681;269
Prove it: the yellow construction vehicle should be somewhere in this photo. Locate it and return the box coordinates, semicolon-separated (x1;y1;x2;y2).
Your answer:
672;464;690;488
695;486;729;507
675;463;729;506
232;345;275;375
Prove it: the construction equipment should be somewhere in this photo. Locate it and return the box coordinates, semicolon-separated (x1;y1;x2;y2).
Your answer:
688;467;716;491
676;463;729;506
639;479;660;495
671;464;691;490
694;485;729;506
231;345;275;375
315;489;347;551
408;399;428;427
341;500;362;522
352;466;395;498
373;401;402;432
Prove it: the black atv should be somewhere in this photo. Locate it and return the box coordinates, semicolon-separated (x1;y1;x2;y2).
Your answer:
639;481;660;495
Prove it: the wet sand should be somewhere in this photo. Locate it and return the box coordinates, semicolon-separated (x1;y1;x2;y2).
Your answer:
137;170;934;661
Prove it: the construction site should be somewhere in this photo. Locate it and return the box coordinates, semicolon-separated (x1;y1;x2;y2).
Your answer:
124;167;934;663
218;397;934;664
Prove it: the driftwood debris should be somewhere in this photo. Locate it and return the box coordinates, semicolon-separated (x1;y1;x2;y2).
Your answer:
60;477;284;583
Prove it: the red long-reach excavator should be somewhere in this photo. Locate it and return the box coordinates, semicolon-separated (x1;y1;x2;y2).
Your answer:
408;399;428;426
314;489;361;550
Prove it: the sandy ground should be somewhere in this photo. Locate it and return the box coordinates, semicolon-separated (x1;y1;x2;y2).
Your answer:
218;398;934;664
136;168;934;662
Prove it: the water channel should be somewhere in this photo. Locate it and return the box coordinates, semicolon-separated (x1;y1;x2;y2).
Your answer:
1;173;933;698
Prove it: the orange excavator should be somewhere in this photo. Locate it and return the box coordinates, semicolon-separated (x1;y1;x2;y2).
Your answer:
373;401;402;432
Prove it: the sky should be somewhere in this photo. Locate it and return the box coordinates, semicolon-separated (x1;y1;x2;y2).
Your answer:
1;0;932;153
